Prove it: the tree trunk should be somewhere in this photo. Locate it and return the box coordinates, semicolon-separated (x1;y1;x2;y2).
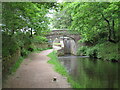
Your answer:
112;19;116;40
30;28;33;38
12;29;15;35
101;14;111;40
101;14;116;43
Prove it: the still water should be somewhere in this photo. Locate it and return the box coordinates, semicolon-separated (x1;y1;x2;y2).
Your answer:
58;55;119;88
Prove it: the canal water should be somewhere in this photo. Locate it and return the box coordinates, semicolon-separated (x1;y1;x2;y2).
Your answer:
58;55;119;88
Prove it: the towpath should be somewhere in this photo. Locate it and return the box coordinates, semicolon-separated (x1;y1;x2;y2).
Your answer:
3;49;71;88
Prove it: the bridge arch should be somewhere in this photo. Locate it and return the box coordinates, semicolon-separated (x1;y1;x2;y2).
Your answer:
47;29;80;55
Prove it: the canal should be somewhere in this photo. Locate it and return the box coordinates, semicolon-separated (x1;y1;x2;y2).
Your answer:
58;55;119;88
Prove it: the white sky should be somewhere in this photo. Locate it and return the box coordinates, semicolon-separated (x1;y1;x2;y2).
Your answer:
46;9;56;18
57;0;63;3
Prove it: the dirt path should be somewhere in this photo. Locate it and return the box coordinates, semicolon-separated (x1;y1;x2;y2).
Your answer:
3;49;71;88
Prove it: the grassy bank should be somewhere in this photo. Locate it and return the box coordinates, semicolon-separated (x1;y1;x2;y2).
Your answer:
47;50;81;88
3;56;24;83
9;56;24;74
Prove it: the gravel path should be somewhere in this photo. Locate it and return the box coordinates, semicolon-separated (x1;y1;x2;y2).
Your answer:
3;49;71;88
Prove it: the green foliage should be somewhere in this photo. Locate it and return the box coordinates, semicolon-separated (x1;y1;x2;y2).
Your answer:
47;51;81;88
79;42;120;61
32;36;48;44
96;42;119;60
2;2;52;35
9;56;23;74
86;46;98;58
51;10;72;29
59;2;119;61
21;48;30;57
2;33;19;57
28;44;36;51
77;46;88;55
2;2;58;80
60;2;119;43
2;2;56;58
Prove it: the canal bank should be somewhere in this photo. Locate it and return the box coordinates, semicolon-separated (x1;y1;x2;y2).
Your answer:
48;50;119;88
47;50;81;88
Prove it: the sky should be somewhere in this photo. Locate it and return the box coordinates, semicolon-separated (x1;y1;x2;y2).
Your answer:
57;0;63;3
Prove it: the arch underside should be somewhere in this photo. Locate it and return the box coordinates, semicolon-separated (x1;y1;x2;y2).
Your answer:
46;30;80;55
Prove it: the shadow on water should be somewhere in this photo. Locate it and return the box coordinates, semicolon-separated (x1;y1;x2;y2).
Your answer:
58;54;119;88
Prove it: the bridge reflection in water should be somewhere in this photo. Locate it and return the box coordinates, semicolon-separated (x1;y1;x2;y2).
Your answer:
58;55;119;88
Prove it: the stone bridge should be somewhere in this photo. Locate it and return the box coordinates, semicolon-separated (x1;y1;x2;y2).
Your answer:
46;29;80;55
47;29;80;42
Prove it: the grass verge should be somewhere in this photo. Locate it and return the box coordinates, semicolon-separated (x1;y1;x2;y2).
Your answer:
3;56;24;83
47;50;81;88
9;56;24;74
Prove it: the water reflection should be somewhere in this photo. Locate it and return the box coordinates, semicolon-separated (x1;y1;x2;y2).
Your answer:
58;55;119;88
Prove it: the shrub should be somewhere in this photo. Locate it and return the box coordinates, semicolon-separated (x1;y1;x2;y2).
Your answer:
77;46;88;55
21;48;30;57
27;44;36;52
96;42;119;61
2;33;19;57
84;42;119;61
86;46;98;58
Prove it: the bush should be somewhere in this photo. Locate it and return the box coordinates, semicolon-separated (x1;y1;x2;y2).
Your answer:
77;46;88;55
96;42;119;61
21;48;30;57
2;33;19;57
84;42;119;61
77;41;119;61
86;46;98;58
27;44;36;52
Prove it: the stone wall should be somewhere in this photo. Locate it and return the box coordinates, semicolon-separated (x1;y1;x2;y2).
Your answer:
64;39;71;54
57;48;65;56
70;40;77;55
63;39;77;55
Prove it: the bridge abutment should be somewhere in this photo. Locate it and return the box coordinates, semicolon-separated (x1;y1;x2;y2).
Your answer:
47;29;80;55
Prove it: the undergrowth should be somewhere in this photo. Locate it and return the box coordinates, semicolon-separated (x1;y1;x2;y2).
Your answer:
77;42;119;61
9;56;24;74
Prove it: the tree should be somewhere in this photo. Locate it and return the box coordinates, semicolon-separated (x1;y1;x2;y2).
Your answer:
2;2;57;36
60;2;119;43
2;2;58;58
51;10;72;29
